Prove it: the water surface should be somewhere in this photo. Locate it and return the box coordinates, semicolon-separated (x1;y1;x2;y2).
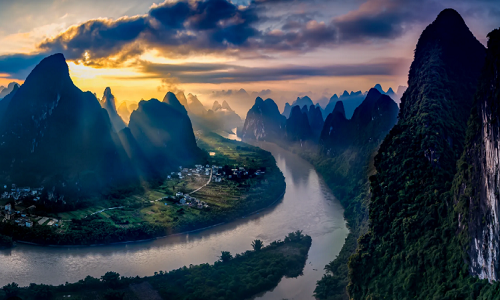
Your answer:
0;139;348;300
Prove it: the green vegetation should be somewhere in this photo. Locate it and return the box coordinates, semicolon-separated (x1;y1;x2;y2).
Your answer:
0;234;12;248
0;232;311;300
347;10;493;300
280;134;375;300
0;132;285;245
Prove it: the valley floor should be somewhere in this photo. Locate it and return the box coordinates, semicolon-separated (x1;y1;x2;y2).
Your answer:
0;132;286;246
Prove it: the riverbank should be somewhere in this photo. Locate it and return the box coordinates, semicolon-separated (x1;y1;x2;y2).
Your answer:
0;138;348;299
14;188;286;248
270;140;372;300
1;232;312;300
0;132;286;246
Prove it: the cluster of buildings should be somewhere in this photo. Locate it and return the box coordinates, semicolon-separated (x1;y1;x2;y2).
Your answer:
175;192;209;209
2;202;59;228
1;184;44;201
168;164;266;184
2;203;33;227
170;164;214;180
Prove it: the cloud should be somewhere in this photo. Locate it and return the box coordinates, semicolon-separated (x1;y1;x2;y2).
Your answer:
37;0;261;65
2;0;494;81
333;0;443;42
137;58;409;83
0;53;47;79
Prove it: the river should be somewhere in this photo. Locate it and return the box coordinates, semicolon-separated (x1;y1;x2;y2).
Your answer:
0;137;348;300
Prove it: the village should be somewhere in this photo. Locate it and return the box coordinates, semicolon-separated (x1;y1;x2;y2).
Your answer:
161;163;266;209
0;184;62;229
0;162;267;230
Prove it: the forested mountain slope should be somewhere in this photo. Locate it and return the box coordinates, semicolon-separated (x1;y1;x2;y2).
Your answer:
348;9;488;299
454;28;500;283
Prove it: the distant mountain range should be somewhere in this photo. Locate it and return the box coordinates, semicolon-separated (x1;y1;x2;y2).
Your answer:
281;84;405;121
240;84;399;146
0;54;204;202
0;82;19;99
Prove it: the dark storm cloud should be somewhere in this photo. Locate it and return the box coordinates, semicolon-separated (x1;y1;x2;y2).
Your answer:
0;53;47;78
3;0;495;81
333;0;442;42
39;0;262;65
34;0;449;66
137;58;408;83
39;16;146;65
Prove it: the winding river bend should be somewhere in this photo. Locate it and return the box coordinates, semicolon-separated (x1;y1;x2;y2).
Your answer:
0;139;348;300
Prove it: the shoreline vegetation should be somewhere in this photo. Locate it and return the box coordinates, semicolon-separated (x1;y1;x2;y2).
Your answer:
0;232;312;300
266;139;373;300
14;187;286;248
0;132;286;247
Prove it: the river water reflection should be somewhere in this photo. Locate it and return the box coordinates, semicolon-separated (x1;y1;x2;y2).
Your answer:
0;138;348;300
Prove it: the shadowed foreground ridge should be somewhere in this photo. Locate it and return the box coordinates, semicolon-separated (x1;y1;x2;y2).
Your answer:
348;8;488;299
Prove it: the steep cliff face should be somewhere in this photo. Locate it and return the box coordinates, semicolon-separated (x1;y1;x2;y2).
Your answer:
307;105;325;138
319;88;398;155
0;54;133;189
129;98;203;173
348;9;486;299
285;105;313;142
456;29;500;282
241;97;285;141
282;96;314;118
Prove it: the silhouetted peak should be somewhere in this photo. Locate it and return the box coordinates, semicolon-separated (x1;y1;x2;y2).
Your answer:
341;91;349;97
103;87;112;98
487;28;500;56
212;100;222;110
330;94;339;102
396;86;407;96
163;92;187;113
374;84;384;93
387;87;395;94
24;53;70;86
264;98;277;106
418;8;479;52
434;8;467;28
0;82;20;99
221;100;232;110
333;101;345;117
290;105;303;117
7;82;19;90
366;88;382;98
255;97;264;105
101;87;117;111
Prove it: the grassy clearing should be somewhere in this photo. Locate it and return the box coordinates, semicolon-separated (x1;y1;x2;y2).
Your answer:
1;132;285;245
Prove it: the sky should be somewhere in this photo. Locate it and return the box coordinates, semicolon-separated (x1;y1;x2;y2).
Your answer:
0;0;499;116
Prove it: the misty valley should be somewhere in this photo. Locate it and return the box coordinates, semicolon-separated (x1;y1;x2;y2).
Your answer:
0;1;500;300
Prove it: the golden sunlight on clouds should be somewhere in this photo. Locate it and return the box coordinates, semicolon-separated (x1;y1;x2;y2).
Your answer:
139;49;235;65
68;62;165;102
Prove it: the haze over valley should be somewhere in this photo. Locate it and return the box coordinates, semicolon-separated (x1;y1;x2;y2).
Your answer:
1;1;500;300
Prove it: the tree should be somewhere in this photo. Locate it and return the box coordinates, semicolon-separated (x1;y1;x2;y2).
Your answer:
103;289;125;300
0;234;13;248
101;272;120;288
2;282;20;298
251;239;264;251
28;283;53;300
219;251;232;263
